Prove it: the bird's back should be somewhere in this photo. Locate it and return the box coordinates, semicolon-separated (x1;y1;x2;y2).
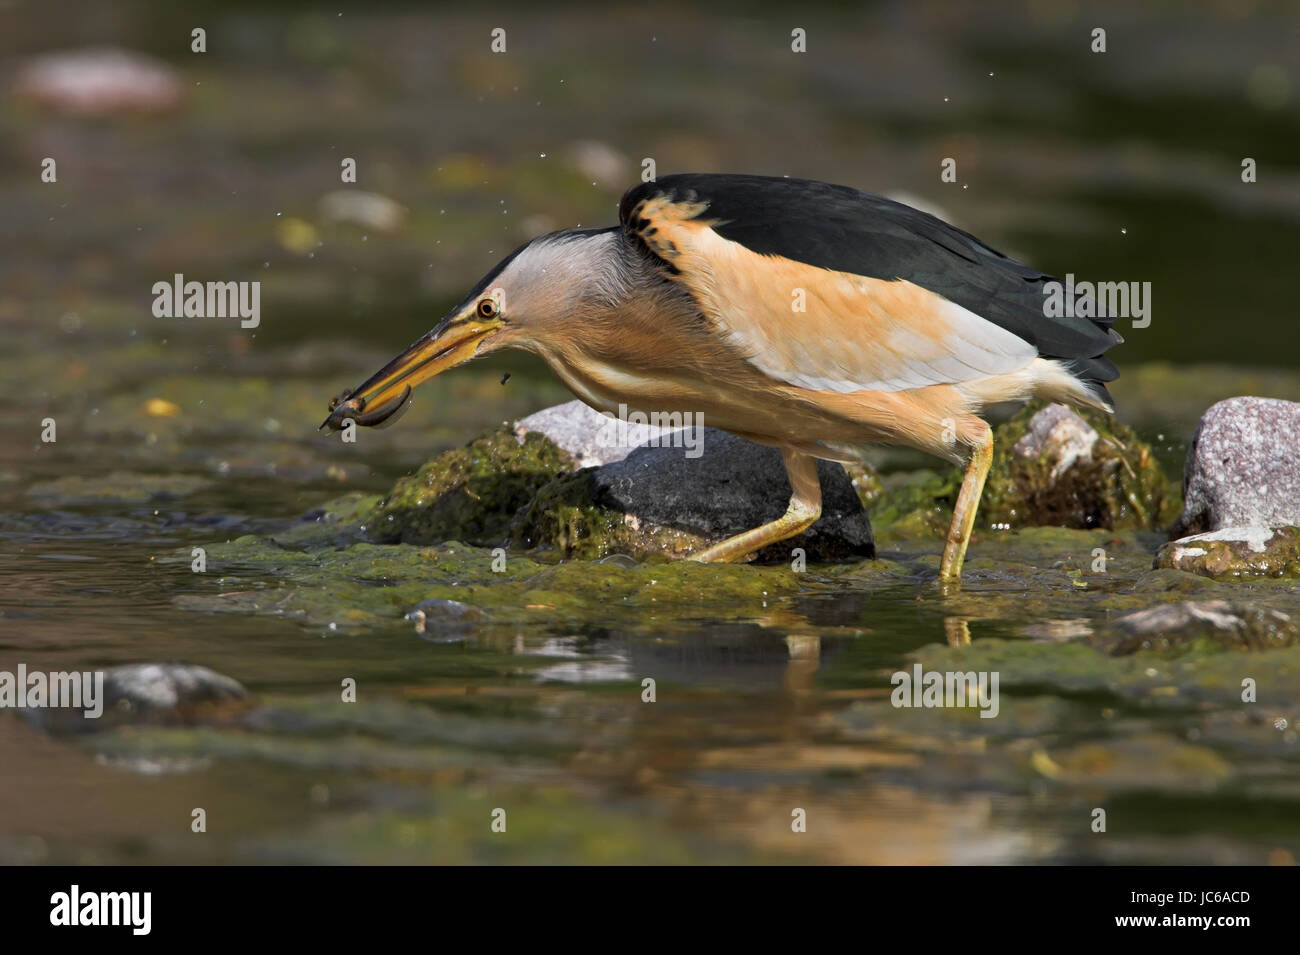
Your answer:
620;173;1120;405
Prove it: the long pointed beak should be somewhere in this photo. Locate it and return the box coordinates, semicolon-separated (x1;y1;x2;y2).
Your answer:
320;316;502;431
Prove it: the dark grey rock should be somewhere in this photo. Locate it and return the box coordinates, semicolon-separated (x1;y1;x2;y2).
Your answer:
590;428;873;561
1173;396;1300;536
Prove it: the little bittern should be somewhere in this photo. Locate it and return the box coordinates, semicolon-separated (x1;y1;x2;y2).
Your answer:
323;174;1120;579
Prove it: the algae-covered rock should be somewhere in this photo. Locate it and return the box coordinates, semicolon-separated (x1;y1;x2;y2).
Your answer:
1101;600;1300;654
511;468;706;559
513;429;874;562
906;636;1300;707
175;533;804;632
981;401;1178;532
25;471;213;504
363;427;575;546
1172;396;1300;537
1154;526;1300;579
867;402;1176;540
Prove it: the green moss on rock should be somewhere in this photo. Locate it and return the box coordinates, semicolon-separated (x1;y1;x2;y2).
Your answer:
868;402;1178;540
511;470;708;560
363;428;575;546
1155;526;1300;579
982;401;1179;532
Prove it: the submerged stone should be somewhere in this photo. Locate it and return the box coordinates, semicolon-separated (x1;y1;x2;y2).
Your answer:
1102;600;1300;654
1154;526;1300;579
103;663;248;709
908;636;1300;707
25;471;213;505
175;533;802;632
1172;396;1300;536
25;663;252;735
514;428;873;562
408;598;487;640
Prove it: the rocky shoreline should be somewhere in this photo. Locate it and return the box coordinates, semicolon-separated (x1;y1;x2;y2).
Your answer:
317;394;1300;582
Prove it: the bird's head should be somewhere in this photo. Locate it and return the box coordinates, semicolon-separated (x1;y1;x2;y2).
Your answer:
320;228;619;430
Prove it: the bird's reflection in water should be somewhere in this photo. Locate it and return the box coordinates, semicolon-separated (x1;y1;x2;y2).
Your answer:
945;616;972;646
782;633;821;697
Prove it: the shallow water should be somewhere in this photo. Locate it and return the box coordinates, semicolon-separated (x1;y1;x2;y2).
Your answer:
3;2;1300;864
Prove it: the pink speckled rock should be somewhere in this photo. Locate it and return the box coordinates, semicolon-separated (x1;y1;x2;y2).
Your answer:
1172;397;1300;537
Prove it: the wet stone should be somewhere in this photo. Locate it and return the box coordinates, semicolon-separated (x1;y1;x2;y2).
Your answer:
1101;600;1300;654
408;598;487;641
25;663;252;734
1173;396;1300;536
1154;526;1300;579
980;401;1178;531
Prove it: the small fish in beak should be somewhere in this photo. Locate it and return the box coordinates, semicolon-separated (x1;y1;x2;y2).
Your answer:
320;384;413;430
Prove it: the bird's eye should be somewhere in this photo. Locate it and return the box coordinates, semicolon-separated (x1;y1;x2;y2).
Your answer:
477;298;499;319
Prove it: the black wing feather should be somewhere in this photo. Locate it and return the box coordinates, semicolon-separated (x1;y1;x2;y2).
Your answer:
619;174;1119;395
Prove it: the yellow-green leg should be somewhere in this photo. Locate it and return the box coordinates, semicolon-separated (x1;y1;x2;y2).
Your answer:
939;422;993;581
692;449;821;563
